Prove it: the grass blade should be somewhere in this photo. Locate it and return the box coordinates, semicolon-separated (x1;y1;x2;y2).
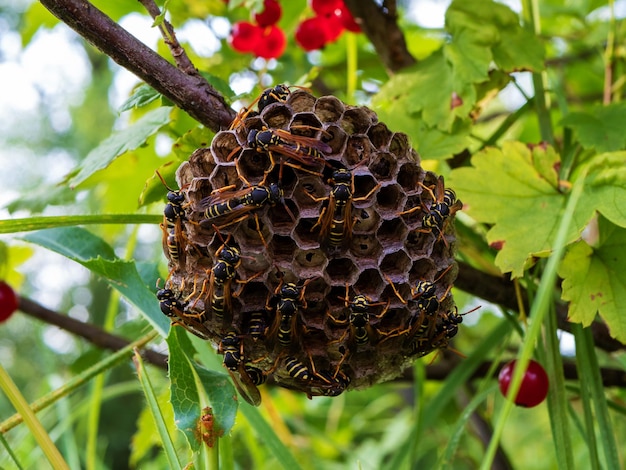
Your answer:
0;214;161;233
133;349;183;470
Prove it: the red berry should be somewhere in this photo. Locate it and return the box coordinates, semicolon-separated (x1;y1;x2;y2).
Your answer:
311;0;342;16
255;0;282;27
0;281;18;323
321;12;344;43
253;25;286;59
338;4;361;32
229;21;263;53
295;16;329;51
498;359;549;408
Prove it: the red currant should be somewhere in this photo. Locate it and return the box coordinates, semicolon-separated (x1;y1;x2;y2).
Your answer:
498;359;549;408
254;0;282;27
295;16;329;51
321;12;344;43
253;25;286;59
311;0;342;16
338;4;361;32
229;21;263;53
0;281;18;323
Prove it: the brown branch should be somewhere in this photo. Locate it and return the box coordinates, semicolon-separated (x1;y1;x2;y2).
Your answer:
18;296;168;369
455;262;626;352
39;0;235;131
343;0;416;73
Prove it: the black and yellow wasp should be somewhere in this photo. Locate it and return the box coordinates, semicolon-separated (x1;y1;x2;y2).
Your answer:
218;330;262;406
157;171;187;266
308;167;380;249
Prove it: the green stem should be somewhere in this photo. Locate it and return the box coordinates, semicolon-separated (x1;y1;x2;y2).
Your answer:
346;32;358;102
0;214;162;234
480;170;586;470
0;364;70;470
0;330;159;434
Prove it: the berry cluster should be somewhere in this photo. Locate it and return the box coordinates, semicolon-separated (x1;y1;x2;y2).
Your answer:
229;0;361;59
229;0;286;59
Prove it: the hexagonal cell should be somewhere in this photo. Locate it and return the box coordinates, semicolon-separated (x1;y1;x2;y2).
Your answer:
209;163;242;191
341;107;374;134
290;112;323;137
405;229;435;259
292;175;327;215
321;124;347;156
314;96;345;123
302;277;330;321
380;280;411;308
376;183;406;214
293;217;322;249
186;177;215;207
175;161;194;188
293;249;329;279
211;132;241;164
238;249;271;275
354;268;385;300
376;218;408;252
369;151;398;182
407;258;437;285
326;257;359;286
397;161;423;194
380;250;412;278
261;103;292;130
235;213;273;250
353;172;379;205
344;134;374;167
326;285;348;311
236;149;271;185
399;194;424;229
270;234;298;265
349;233;382;261
268;199;299;235
235;281;270;311
187;148;217;179
352;206;381;233
287;90;317;113
367;122;393;150
389;132;411;159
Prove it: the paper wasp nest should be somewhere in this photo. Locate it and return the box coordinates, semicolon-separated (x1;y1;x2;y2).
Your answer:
159;86;461;404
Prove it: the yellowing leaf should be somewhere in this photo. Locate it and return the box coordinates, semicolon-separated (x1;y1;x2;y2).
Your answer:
559;220;626;343
449;142;587;277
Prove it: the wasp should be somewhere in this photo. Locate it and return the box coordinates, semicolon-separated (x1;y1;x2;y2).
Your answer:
157;171;187;266
308;168;380;249
229;84;306;131
267;278;311;349
240;128;332;181
328;285;390;349
284;356;311;381
198;183;284;247
156;285;211;340
308;369;352;398
244;365;267;386
218;330;262;406
399;176;462;241
246;310;268;341
206;243;242;324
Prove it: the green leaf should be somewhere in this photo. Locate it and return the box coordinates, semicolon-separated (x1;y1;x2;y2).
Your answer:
583;152;626;227
118;84;162;113
449;142;582;276
21;227;169;336
66;107;172;188
167;329;202;451
0;214;162;234
191;363;238;435
561;103;626;153
559;218;626;343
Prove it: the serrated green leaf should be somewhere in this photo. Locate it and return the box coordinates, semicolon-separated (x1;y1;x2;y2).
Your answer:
559;219;626;343
561;103;626;153
198;72;235;103
583;152;626;227
21;227;169;336
172;126;214;161
66;107;172;188
167;329;202;451
449;142;588;276
118;84;162;113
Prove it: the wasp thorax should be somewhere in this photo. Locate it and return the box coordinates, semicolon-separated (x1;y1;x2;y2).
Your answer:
160;86;461;404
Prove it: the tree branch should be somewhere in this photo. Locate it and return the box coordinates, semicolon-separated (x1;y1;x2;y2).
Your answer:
342;0;416;73
456;262;626;352
39;0;235;131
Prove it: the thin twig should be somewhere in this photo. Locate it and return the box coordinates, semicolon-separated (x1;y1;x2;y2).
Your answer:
137;0;199;76
39;0;235;131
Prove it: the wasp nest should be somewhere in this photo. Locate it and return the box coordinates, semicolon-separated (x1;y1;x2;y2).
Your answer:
158;86;462;405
